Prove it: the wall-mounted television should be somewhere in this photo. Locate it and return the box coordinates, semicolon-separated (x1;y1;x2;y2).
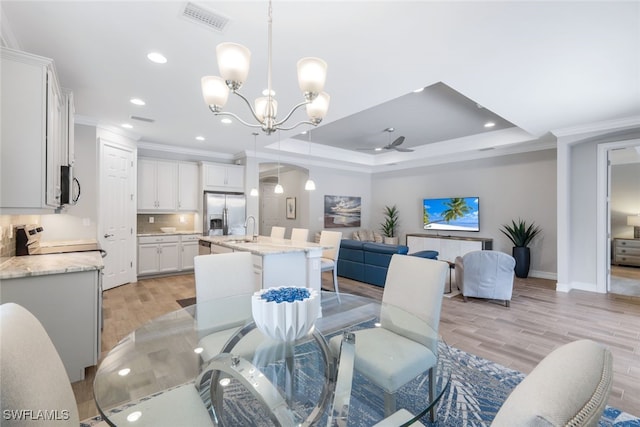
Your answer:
423;197;480;232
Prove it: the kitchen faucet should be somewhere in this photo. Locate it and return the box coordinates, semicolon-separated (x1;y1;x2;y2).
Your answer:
244;216;257;242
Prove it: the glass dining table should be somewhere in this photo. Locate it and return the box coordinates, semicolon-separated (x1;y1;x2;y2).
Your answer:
94;292;452;426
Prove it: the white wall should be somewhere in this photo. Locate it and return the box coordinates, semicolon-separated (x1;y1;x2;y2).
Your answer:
307;165;372;241
372;149;557;277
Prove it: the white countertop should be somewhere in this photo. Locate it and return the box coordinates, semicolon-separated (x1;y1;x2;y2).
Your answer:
0;252;104;280
137;231;201;237
200;235;328;256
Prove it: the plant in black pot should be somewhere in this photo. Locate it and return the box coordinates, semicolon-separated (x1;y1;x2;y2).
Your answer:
380;205;400;245
500;219;541;278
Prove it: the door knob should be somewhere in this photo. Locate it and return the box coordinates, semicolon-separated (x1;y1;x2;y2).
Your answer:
104;233;114;238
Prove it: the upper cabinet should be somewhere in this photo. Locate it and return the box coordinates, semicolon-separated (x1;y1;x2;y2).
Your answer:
137;159;199;212
201;162;244;192
137;159;178;212
177;162;199;211
0;47;73;212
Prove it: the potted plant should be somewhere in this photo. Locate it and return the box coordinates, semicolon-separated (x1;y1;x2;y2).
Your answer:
500;218;542;278
380;205;400;245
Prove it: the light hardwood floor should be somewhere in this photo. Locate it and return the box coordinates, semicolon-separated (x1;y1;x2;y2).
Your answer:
73;271;640;421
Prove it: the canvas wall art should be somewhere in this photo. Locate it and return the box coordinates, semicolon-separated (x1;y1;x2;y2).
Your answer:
324;195;361;228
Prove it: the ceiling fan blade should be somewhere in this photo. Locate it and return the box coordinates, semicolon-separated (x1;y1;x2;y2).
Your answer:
393;147;414;152
389;136;405;147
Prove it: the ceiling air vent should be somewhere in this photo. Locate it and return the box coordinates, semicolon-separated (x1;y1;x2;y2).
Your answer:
182;3;230;33
130;115;155;123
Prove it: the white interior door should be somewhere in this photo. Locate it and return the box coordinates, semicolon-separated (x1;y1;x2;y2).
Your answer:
100;140;136;290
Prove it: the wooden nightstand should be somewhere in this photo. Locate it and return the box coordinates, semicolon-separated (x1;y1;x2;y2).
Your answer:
613;238;640;267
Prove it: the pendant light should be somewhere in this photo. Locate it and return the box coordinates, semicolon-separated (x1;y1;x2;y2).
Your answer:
274;131;284;194
304;130;316;191
250;132;259;196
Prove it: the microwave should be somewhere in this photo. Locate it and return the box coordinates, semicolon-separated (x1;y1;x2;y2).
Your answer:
60;165;80;205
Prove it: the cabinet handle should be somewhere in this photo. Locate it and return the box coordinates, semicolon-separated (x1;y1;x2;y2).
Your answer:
104;233;114;238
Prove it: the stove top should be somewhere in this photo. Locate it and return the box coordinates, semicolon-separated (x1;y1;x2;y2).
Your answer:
30;243;106;257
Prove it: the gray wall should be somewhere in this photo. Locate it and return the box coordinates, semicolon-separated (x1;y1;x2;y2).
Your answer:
371;149;558;277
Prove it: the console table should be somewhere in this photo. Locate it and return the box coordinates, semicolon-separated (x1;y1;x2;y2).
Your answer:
406;234;493;263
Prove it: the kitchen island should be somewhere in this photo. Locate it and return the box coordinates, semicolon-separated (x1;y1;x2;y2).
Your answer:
199;235;327;291
0;251;104;382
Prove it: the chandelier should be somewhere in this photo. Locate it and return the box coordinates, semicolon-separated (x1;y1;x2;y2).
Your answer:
201;1;330;135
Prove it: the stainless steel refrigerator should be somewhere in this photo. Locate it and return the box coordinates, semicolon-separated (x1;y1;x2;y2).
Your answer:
203;192;246;236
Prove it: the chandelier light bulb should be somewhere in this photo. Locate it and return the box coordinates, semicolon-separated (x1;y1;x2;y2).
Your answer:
216;43;251;88
201;76;230;110
201;0;328;135
297;57;327;96
254;97;278;122
250;188;259;196
305;179;316;191
306;92;330;122
274;183;284;194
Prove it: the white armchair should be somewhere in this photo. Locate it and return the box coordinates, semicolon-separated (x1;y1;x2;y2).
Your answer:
492;339;613;426
455;250;515;307
329;254;448;421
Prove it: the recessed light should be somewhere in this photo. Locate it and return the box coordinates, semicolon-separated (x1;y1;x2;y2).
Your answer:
122;123;133;129
130;98;145;106
375;147;383;152
195;136;205;141
147;52;167;64
413;87;424;93
221;118;232;124
484;121;496;128
118;368;131;376
126;412;142;423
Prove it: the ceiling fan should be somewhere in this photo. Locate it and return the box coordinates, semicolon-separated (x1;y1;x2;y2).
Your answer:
357;128;414;152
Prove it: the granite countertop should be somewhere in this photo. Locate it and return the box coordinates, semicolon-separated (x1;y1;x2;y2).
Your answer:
137;230;201;237
0;252;104;280
200;235;328;256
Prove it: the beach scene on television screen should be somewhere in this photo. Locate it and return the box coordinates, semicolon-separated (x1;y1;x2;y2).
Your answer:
423;197;479;231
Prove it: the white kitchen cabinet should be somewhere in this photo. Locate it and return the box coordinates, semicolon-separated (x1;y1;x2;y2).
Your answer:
0;269;101;382
137;158;178;212
62;89;75;165
201;162;244;192
0;47;70;212
138;234;200;276
137;235;180;275
180;234;200;270
178;162;199;211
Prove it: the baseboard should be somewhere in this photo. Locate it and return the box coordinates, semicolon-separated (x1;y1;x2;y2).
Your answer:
528;270;557;281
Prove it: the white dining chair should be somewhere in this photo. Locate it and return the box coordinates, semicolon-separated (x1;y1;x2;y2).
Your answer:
290;227;309;242
319;230;343;297
270;226;286;239
194;252;261;362
329;254;447;421
0;303;212;427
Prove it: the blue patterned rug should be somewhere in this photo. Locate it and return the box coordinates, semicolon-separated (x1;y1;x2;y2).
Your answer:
82;345;639;426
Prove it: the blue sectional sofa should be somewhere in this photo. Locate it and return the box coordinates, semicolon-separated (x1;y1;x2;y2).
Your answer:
337;239;410;287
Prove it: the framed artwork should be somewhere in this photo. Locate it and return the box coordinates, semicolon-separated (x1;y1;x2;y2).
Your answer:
286;197;296;219
324;195;361;228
